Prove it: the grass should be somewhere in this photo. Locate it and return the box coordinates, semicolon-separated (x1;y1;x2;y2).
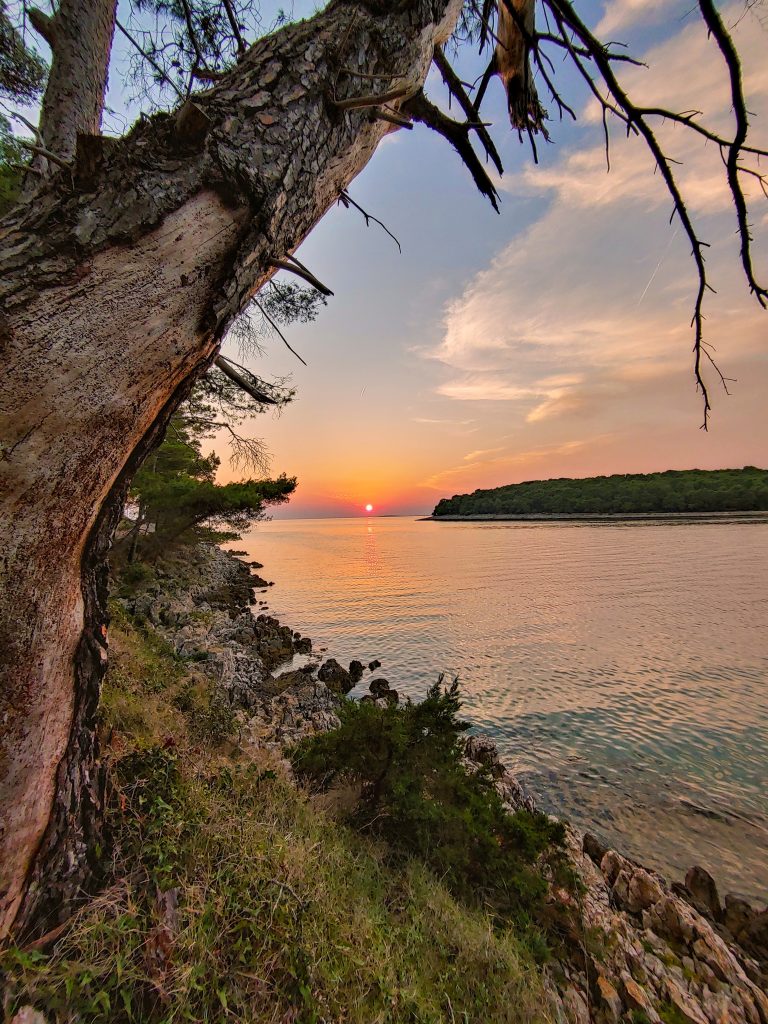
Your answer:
1;603;556;1024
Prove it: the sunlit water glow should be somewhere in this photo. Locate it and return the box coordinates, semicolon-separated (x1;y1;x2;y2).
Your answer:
230;516;768;902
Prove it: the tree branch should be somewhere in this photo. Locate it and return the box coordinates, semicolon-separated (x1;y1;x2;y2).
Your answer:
403;90;500;212
214;355;279;405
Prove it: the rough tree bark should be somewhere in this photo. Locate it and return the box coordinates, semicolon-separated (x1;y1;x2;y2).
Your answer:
0;0;464;941
28;0;117;169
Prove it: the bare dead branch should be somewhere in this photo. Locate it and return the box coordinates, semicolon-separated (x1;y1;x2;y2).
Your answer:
433;44;503;175
697;0;767;308
270;256;334;297
338;190;402;252
332;85;411;111
372;108;413;129
115;19;185;101
403;90;500;212
214;355;279;405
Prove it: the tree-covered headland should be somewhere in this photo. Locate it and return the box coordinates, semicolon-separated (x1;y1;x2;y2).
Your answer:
432;467;768;517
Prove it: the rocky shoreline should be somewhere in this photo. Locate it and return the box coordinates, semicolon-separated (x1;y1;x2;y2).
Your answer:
118;545;768;1024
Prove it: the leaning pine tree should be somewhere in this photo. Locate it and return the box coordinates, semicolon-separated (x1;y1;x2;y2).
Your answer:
0;0;766;940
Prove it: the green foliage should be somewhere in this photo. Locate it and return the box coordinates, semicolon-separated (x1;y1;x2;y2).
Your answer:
291;679;565;931
0;3;46;102
0;4;47;215
122;416;295;560
1;614;555;1023
432;467;768;517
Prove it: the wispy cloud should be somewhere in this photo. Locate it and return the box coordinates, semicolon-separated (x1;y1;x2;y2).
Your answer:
426;3;768;443
422;440;593;491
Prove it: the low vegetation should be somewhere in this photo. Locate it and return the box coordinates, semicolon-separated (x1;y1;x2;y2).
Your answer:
1;604;558;1023
291;680;568;941
432;467;768;517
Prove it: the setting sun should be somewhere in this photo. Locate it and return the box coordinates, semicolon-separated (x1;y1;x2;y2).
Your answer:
365;504;374;513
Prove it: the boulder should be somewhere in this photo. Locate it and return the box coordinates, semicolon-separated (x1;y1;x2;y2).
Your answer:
369;677;391;698
723;894;755;939
368;659;382;671
626;869;665;914
317;658;354;694
685;865;722;920
295;636;312;654
601;849;630;887
583;832;608;866
464;734;499;767
738;910;768;963
348;660;364;683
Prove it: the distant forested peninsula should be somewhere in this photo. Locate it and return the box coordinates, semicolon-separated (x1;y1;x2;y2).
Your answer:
431;468;768;517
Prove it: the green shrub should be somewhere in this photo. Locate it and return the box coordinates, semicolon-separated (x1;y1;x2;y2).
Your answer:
291;678;565;929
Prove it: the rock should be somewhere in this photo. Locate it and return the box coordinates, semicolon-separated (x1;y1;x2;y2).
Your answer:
691;934;742;984
600;849;630;887
583;832;608;866
624;868;664;914
464;734;499;767
369;677;391;698
384;689;399;705
685;865;722;920
621;971;660;1022
664;977;709;1024
594;975;623;1023
561;986;590;1024
647;895;697;945
368;659;381;671
10;1009;48;1024
348;659;364;683
738;910;768;963
723;894;755;938
317;658;354;694
295;636;312;654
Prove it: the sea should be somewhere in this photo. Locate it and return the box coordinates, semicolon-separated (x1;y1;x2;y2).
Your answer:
229;515;768;903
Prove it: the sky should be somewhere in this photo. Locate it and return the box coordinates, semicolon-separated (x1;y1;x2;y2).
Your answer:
92;1;768;515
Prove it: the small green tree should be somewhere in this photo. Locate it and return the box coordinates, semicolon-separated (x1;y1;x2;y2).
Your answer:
121;416;295;561
292;679;565;929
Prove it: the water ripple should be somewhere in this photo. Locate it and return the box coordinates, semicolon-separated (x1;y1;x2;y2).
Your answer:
231;517;768;902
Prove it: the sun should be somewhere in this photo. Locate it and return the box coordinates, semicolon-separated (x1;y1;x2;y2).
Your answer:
365;503;374;513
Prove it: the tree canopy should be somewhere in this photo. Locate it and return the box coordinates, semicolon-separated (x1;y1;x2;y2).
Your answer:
121;414;295;561
432;467;768;517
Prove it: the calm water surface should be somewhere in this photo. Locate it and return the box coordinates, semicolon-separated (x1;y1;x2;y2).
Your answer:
232;517;768;902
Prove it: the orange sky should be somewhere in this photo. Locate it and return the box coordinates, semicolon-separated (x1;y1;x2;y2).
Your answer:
215;0;768;518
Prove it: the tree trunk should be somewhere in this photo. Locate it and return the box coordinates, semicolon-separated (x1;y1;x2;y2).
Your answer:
0;0;463;941
29;0;117;171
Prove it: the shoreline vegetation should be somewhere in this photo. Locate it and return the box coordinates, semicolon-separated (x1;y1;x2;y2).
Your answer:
423;510;768;522
4;543;766;1023
431;468;768;519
